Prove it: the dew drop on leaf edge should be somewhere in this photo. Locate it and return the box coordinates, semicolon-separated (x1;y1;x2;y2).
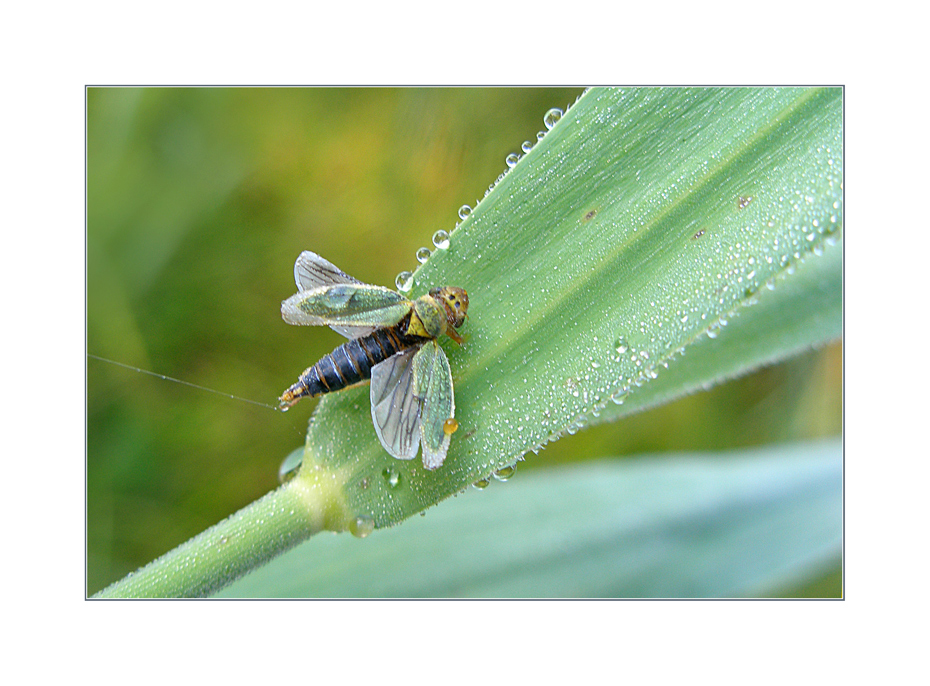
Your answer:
432;230;450;250
544;107;563;130
350;515;375;538
492;464;516;481
395;271;413;292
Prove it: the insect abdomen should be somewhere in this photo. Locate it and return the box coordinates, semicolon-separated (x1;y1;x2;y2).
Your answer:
280;324;418;407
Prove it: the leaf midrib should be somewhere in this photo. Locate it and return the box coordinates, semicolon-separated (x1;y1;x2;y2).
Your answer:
454;87;827;386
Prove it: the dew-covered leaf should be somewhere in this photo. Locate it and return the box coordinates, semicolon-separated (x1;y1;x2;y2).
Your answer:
93;88;843;598
296;87;842;532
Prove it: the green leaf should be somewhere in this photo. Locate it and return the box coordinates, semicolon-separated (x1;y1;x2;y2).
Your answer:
93;87;842;597
598;208;842;421
298;87;842;531
218;440;842;598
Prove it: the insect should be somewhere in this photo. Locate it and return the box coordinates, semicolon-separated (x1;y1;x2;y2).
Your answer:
279;251;468;470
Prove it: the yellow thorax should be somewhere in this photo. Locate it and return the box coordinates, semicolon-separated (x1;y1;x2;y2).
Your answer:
407;295;446;339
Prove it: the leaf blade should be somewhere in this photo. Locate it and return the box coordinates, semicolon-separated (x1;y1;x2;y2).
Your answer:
294;87;843;532
220;440;842;598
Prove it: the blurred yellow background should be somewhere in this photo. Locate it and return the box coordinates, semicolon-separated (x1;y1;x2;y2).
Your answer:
87;88;841;595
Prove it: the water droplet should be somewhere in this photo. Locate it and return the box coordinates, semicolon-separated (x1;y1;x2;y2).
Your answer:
543;107;563;130
349;515;375;538
382;467;401;489
395;271;413;292
416;247;431;264
472;477;491;490
432;229;450;250
613;337;630;360
610;390;629;405
493;464;516;481
505;152;520;168
738;195;753;209
560;375;576;395
443;417;459;435
278;448;303;484
458;204;472;221
521;140;534;153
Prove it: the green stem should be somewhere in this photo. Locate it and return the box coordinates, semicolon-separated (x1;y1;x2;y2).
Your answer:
93;460;351;598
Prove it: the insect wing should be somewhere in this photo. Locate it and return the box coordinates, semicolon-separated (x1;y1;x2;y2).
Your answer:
294;250;362;291
281;283;411;331
411;340;455;470
292;251;378;339
370;347;421;460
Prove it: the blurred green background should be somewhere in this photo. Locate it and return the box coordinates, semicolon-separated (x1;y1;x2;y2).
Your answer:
87;88;842;596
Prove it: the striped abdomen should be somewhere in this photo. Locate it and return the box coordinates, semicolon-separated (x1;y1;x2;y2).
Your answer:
280;321;421;408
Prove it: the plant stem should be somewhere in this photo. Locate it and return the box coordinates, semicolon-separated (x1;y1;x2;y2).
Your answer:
93;462;350;598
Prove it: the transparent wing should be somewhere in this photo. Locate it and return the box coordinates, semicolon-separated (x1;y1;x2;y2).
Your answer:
370;347;421;460
294;250;362;291
411;340;455;470
292;251;375;338
281;283;411;331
